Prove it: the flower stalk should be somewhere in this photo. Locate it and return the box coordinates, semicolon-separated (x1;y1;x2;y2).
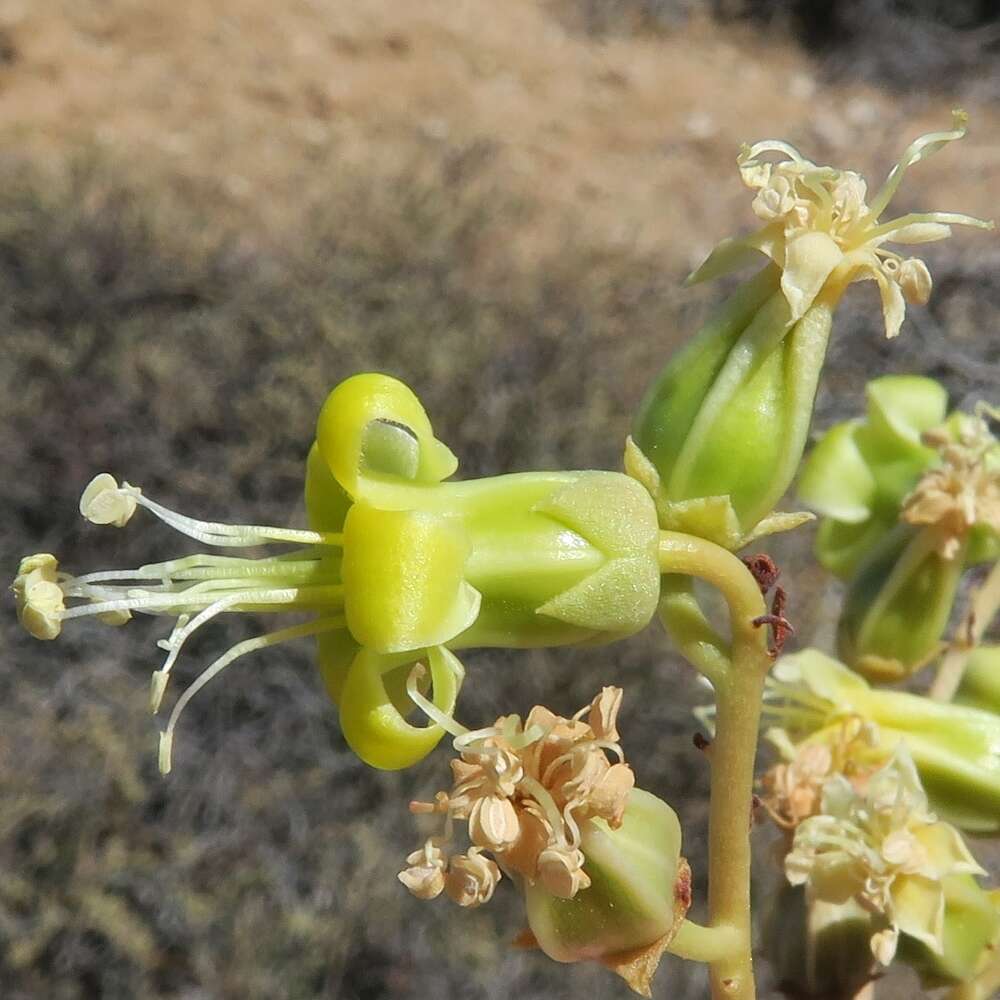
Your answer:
658;531;772;1000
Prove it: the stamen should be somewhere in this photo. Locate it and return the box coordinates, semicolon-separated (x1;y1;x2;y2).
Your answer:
79;474;344;548
149;593;246;713
60;583;345;622
405;664;468;738
518;774;568;845
867;110;969;222
158;615;346;774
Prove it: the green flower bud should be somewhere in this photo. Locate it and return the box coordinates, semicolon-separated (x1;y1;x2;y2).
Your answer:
898;875;1000;989
837;523;965;682
766;649;1000;833
631;265;827;549
632;116;991;551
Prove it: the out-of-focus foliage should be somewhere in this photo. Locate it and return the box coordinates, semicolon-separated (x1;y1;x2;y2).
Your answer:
558;0;1000;98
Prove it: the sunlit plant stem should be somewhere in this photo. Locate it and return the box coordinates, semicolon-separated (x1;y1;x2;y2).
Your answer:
658;531;771;1000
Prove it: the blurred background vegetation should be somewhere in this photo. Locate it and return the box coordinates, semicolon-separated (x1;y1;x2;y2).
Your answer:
2;1;998;998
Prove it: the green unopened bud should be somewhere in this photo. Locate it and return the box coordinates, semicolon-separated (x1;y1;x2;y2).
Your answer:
898;875;1000;989
767;650;1000;833
631;265;827;549
523;788;690;996
837;523;965;681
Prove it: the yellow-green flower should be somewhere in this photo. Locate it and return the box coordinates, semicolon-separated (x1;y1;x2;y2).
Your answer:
764;649;1000;833
630;117;992;551
12;374;662;774
785;747;985;965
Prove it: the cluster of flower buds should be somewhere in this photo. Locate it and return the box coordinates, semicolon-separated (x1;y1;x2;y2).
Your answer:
798;376;998;680
399;685;634;906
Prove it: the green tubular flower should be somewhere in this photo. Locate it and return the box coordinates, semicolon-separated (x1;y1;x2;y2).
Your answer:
765;649;1000;833
784;747;985;966
798;375;1000;579
308;374;661;769
13;373;661;774
631;115;992;550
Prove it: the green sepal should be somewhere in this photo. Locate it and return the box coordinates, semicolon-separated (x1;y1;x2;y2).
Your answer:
533;473;659;637
898;875;1000;988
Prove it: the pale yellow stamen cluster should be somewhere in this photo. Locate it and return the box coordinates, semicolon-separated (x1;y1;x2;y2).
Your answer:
13;473;348;774
398;686;634;907
784;748;984;964
903;410;1000;559
12;553;65;641
690;112;993;338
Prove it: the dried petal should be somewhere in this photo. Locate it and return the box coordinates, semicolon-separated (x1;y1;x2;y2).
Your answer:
444;849;501;907
587;686;623;742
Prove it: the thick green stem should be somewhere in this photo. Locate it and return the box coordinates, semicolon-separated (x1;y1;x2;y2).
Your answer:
659;532;772;1000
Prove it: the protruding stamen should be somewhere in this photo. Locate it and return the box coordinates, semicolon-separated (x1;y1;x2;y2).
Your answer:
79;473;344;548
158;616;345;774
